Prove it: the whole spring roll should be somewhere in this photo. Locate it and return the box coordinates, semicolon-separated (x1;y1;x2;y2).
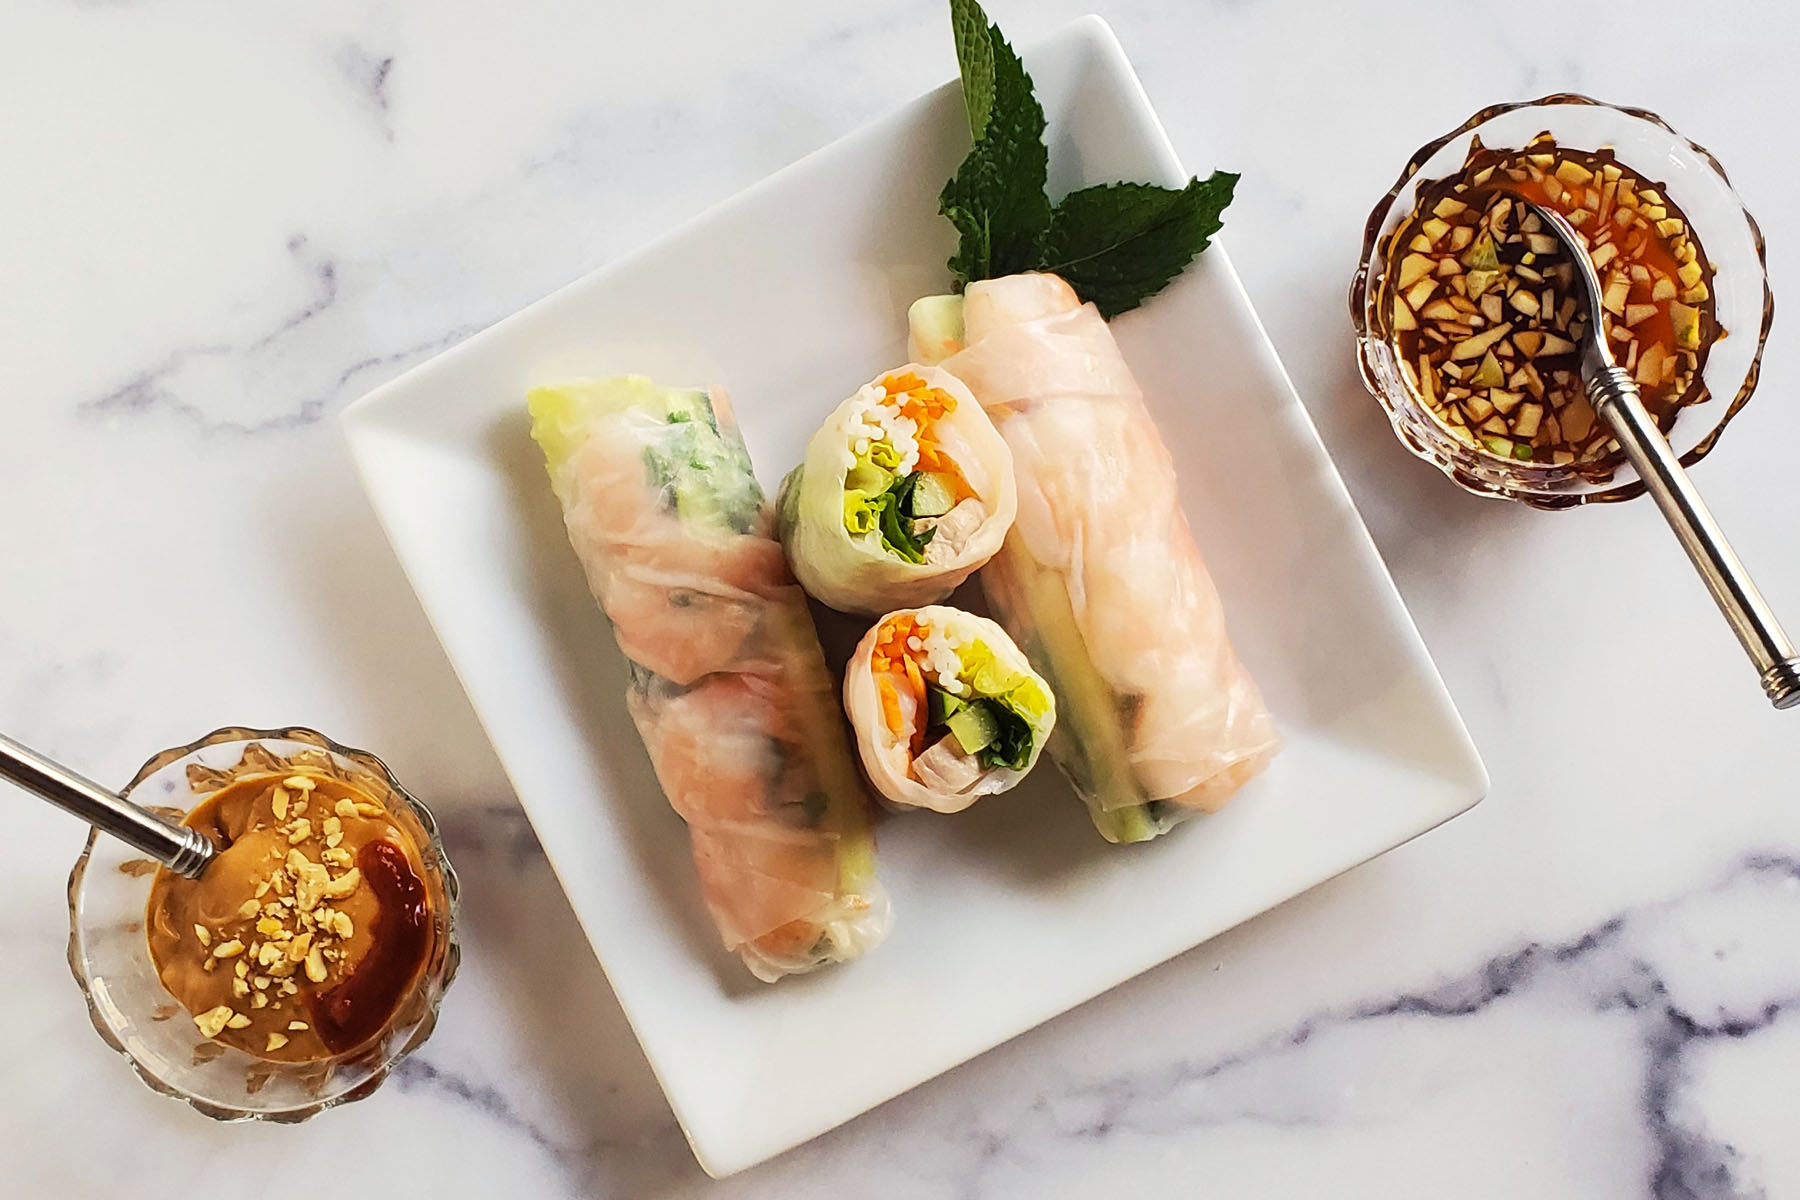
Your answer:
528;376;891;981
777;366;1016;614
912;274;1281;843
843;605;1055;813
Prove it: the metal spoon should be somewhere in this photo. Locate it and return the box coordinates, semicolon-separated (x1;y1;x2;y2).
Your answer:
1516;196;1800;709
1;732;216;876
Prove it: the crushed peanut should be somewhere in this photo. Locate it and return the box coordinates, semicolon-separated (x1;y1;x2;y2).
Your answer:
194;1006;235;1039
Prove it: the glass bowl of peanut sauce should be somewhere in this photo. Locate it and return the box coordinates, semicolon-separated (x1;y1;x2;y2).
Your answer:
67;727;460;1122
1351;94;1773;509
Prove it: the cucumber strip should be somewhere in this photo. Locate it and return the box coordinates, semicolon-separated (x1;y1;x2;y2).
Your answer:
1007;546;1162;842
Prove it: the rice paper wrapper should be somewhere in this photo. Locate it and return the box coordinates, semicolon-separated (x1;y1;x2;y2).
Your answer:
843;604;1055;814
528;376;891;980
778;365;1016;614
932;274;1281;838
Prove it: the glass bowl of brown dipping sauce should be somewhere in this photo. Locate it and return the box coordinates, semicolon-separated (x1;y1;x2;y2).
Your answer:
67;727;459;1121
1351;94;1774;509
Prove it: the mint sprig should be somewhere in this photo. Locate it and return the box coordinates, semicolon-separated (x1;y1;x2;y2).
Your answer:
939;0;1049;282
939;0;1237;317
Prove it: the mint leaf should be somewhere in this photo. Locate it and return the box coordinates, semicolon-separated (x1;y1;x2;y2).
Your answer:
949;0;994;140
1039;172;1239;317
939;0;1049;285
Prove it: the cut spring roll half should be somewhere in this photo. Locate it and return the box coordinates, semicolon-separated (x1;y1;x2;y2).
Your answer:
777;366;1016;615
912;274;1281;843
528;376;890;981
844;605;1054;813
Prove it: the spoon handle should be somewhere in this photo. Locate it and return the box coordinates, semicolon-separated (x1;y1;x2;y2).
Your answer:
1588;366;1800;709
0;733;215;876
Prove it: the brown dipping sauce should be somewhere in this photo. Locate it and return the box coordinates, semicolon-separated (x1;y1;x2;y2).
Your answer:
145;772;436;1062
1384;131;1721;469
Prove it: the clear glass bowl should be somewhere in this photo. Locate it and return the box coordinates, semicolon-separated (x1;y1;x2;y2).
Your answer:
67;727;460;1121
1350;94;1774;509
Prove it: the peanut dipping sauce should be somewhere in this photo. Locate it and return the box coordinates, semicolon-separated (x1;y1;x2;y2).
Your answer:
145;772;434;1062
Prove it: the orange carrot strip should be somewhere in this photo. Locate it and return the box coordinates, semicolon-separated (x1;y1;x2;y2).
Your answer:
900;654;929;756
877;675;905;737
902;653;926;708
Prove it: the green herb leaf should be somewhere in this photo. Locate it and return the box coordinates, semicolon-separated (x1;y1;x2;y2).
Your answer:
948;0;994;140
1037;173;1239;317
939;0;1049;285
974;698;1035;771
871;472;936;564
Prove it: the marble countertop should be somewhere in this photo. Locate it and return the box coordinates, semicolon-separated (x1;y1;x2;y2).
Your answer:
5;1;1798;1195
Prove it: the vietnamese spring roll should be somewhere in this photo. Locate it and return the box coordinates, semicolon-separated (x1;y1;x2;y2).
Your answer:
528;376;891;981
844;605;1055;813
911;274;1281;843
777;366;1016;615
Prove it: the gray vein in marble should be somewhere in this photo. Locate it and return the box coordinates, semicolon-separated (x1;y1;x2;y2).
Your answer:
77;233;477;436
926;855;1798;1200
394;1054;692;1196
338;44;396;141
394;1057;572;1164
80;235;336;432
437;801;547;867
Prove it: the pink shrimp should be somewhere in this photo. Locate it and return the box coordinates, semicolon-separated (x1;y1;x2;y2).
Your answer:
630;674;843;955
562;414;792;684
531;376;890;979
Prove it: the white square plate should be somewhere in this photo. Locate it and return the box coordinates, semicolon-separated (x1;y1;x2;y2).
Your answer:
342;16;1487;1177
